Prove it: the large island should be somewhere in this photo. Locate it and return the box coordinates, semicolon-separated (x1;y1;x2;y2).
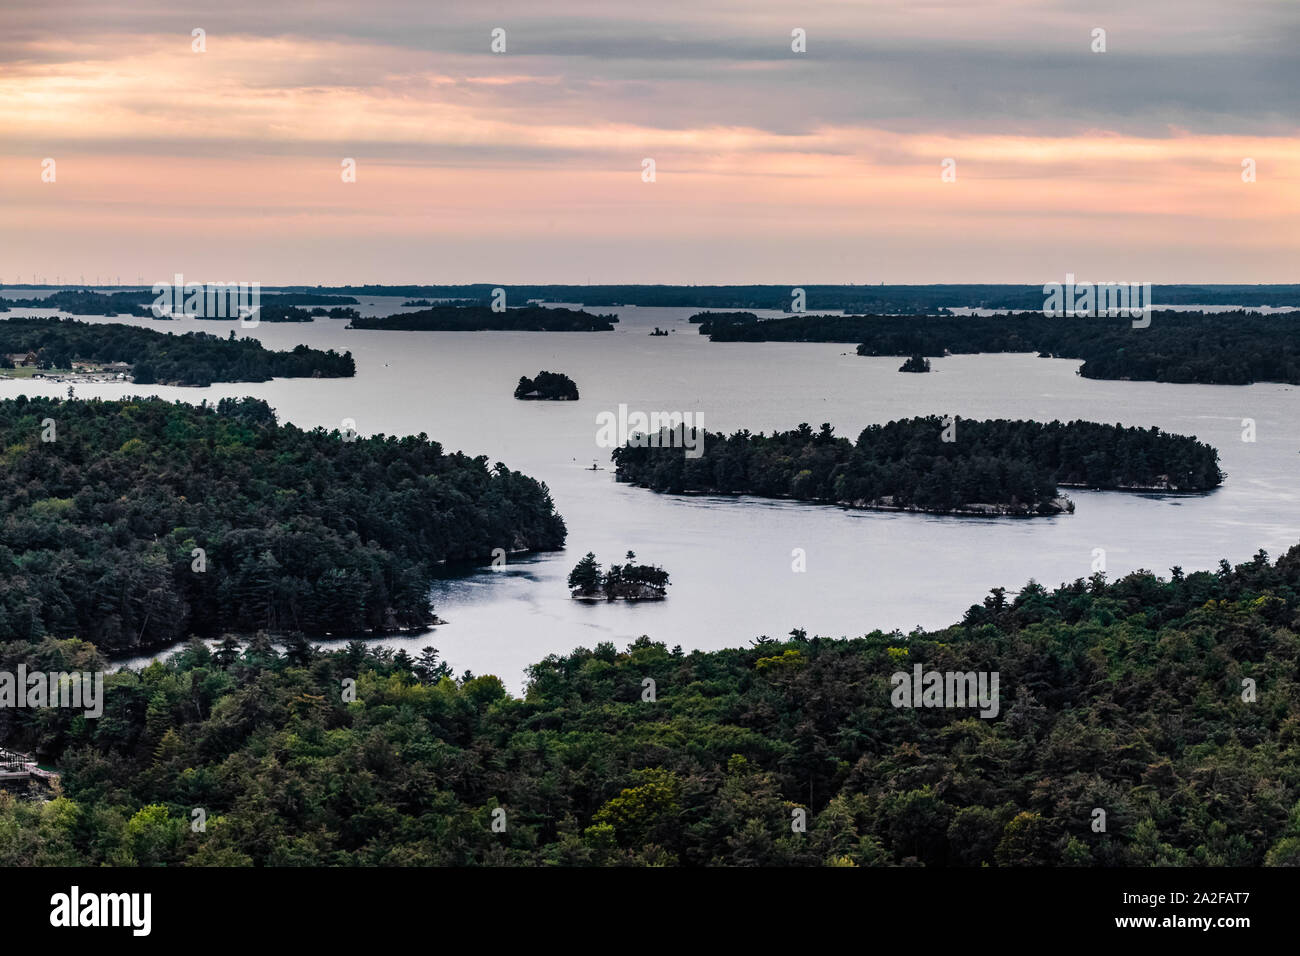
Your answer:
703;311;1300;386
612;417;1223;516
0;317;354;386
0;396;566;654
349;304;617;332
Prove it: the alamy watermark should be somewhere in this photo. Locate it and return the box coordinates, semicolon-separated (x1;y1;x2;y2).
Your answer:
50;886;150;936
151;273;261;325
596;404;705;458
0;666;104;718
1042;273;1151;328
890;663;999;718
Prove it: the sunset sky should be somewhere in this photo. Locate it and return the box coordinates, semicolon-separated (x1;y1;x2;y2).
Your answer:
1;0;1297;285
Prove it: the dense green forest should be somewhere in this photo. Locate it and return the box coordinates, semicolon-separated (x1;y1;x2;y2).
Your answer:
612;418;1222;515
705;311;1300;385
349;305;617;332
515;372;579;400
0;396;566;654
0;318;354;386
3;546;1300;865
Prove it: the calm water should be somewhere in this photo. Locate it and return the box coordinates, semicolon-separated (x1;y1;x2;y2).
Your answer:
3;295;1298;688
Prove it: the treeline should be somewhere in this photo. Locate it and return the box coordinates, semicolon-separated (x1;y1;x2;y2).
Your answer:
200;304;359;322
612;418;1222;515
705;311;1300;385
3;290;154;317
8;286;1300;316
349;305;617;332
238;284;1300;311
5;546;1300;865
0;317;354;385
1;290;357;319
259;294;358;306
0;396;566;654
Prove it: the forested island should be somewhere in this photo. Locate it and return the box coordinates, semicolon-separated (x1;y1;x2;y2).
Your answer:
568;551;670;600
349;304;617;332
0;318;354;385
209;304;358;322
704;311;1300;386
4;546;1300;865
257;293;358;307
0;396;566;654
612;418;1222;516
514;371;579;400
3;290;154;317
690;311;761;334
899;355;931;373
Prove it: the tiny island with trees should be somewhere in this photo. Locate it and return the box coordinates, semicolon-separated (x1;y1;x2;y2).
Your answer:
568;551;671;601
899;354;931;373
612;417;1223;516
514;371;579;400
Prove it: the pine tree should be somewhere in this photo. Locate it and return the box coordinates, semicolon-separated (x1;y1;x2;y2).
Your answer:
567;552;603;596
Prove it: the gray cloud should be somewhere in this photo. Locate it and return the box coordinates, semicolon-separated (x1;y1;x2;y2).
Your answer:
0;0;1294;141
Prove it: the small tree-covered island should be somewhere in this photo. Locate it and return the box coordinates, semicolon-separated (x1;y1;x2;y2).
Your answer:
568;551;671;601
899;354;931;373
514;371;579;400
0;396;566;654
0;317;354;386
612;417;1223;516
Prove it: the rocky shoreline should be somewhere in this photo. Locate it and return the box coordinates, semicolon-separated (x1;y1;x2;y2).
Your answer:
617;481;1076;517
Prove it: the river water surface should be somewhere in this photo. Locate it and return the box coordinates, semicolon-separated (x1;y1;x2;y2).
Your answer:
2;294;1297;687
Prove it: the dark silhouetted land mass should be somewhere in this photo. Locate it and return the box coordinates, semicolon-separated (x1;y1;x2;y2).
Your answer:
2;290;154;317
0;317;354;385
702;311;1300;385
612;418;1222;516
226;283;1300;311
515;371;579;400
348;304;617;331
0;289;357;319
